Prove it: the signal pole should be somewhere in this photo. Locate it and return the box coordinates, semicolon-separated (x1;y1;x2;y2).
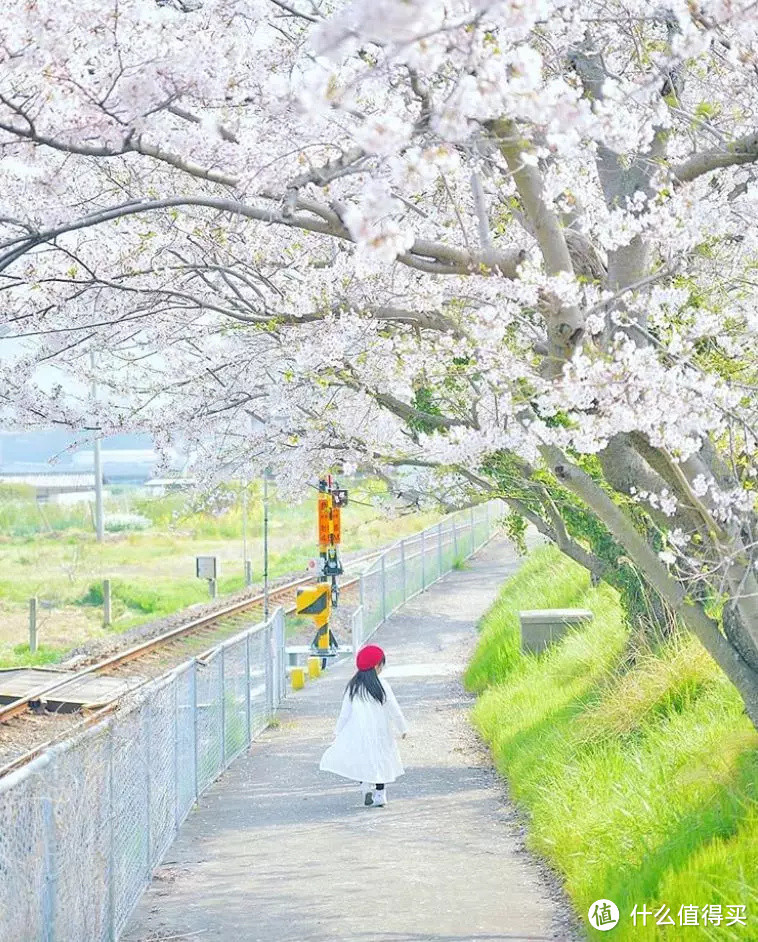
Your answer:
242;481;252;587
296;476;349;667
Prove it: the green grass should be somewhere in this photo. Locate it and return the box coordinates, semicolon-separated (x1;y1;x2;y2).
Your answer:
4;643;63;668
467;545;758;941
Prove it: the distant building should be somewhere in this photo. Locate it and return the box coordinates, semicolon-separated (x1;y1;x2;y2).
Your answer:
72;448;157;483
0;431;164;484
0;471;99;504
142;477;196;496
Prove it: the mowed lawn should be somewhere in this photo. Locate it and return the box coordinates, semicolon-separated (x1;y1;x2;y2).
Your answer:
0;481;437;666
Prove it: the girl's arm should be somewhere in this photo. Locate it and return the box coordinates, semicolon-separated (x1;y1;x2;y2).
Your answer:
334;692;352;735
382;680;409;735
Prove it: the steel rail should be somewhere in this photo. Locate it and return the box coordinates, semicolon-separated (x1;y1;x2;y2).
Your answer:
0;551;377;724
0;521;464;778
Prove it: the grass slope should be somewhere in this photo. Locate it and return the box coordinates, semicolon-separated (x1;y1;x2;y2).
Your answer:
466;545;758;941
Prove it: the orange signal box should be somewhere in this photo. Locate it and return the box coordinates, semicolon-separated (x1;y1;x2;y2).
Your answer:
318;492;342;548
318;493;330;546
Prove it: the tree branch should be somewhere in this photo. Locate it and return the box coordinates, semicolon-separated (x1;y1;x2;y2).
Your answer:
672;132;758;184
0;195;525;278
491;118;584;362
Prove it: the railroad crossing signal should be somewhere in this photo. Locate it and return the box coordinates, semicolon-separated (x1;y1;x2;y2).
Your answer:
295;583;337;654
298;476;349;661
295;584;330;629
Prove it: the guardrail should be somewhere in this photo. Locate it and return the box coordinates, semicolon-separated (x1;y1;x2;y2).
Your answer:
0;608;286;942
350;500;503;652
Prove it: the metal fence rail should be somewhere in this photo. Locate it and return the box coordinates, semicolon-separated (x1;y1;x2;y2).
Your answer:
0;500;503;942
0;608;286;942
350;500;503;651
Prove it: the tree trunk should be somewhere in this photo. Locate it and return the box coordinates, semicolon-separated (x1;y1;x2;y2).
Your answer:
541;444;758;727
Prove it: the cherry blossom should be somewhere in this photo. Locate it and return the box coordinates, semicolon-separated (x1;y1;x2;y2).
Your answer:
1;0;758;721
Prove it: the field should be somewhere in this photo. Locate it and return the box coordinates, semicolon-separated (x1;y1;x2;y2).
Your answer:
0;480;437;668
467;545;758;941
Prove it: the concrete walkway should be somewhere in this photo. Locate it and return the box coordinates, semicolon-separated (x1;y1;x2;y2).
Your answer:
123;537;578;942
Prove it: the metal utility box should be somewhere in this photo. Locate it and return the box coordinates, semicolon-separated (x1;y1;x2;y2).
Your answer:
196;555;217;580
518;608;594;654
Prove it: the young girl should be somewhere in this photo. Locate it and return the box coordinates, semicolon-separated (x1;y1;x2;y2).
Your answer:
320;644;408;807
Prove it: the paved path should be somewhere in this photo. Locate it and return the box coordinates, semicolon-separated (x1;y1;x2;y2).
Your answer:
123;537;578;942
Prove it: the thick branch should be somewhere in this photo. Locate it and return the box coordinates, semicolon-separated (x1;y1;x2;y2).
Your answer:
372;391;471;430
0;196;524;278
672;133;758;184
491;118;584;362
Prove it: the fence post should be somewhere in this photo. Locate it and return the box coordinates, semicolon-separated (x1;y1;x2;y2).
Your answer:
145;703;152;878
452;516;458;560
103;578;112;627
437;522;443;578
173;681;180;835
192;662;199;800
41;789;56;942
400;540;407;601
107;730;116;942
380;555;387;623
29;596;37;653
245;632;252;744
470;506;476;554
277;609;286;703
220;646;226;767
268;621;276;717
421;529;426;589
485;500;490;539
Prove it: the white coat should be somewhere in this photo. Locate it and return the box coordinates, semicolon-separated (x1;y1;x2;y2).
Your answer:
319;678;408;784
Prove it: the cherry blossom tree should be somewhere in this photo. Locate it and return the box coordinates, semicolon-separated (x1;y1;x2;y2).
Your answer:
2;0;758;721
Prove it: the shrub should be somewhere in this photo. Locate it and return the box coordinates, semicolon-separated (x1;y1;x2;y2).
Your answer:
104;513;151;532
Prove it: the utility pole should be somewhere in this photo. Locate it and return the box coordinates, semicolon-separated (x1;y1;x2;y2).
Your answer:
90;352;104;542
242;481;252;586
263;470;270;618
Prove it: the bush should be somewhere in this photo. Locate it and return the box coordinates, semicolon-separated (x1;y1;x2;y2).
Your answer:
78;583;104;606
104;513;151;532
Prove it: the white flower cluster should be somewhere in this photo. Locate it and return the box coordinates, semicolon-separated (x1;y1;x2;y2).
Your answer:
341;180;415;266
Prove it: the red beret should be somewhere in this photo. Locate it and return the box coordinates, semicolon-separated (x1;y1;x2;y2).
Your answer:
356;644;385;672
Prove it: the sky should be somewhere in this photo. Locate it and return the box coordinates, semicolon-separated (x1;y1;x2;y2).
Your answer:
0;429;158;474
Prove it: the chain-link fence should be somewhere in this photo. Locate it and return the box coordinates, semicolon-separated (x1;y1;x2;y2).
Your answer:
0;502;502;942
350;500;504;650
0;607;286;942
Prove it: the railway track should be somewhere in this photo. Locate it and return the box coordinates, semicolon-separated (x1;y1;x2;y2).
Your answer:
0;557;369;776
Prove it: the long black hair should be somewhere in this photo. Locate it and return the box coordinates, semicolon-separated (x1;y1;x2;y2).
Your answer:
347;657;386;704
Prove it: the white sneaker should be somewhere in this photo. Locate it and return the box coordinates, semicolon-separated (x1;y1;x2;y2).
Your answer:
373;790;387;807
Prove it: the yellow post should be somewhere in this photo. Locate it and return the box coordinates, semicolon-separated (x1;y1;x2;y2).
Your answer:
308;656;322;679
291;667;306;690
